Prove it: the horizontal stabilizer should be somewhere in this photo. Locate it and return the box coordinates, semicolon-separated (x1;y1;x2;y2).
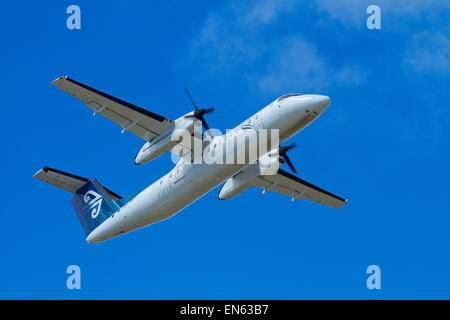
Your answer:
33;167;121;201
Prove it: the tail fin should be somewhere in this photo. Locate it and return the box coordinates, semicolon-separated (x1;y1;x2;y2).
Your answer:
33;167;122;237
71;179;120;236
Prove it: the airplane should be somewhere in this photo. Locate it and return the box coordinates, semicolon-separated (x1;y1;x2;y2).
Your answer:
33;76;348;243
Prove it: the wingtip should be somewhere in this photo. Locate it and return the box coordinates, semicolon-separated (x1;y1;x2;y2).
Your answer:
50;75;68;84
33;168;46;179
339;199;349;209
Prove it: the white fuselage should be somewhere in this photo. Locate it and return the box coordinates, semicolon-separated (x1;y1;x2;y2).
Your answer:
86;94;330;243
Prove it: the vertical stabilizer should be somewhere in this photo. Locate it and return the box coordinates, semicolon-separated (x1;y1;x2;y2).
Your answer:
71;179;120;236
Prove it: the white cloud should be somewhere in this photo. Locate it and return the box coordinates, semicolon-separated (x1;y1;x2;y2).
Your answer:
382;0;450;16
189;0;368;94
242;0;298;25
316;0;450;26
185;0;449;151
258;38;328;92
316;0;368;26
405;31;450;74
335;64;369;86
257;38;368;92
192;0;299;67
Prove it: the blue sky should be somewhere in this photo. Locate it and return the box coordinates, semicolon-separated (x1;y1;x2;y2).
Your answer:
1;0;449;299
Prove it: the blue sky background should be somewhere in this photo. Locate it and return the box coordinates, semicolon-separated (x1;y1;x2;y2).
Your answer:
1;0;449;299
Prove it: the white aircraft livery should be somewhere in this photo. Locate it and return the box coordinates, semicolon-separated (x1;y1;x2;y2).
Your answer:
34;76;347;243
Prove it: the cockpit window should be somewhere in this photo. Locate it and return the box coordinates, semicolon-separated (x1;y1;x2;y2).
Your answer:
277;93;303;102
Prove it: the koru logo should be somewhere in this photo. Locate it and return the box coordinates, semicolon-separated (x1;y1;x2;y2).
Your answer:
83;190;103;219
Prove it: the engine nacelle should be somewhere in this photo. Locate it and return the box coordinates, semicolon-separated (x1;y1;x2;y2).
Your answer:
218;152;280;200
134;114;198;165
218;165;259;200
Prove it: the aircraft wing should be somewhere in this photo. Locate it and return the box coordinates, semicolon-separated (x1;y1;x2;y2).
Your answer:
33;167;122;201
51;76;174;141
252;169;347;209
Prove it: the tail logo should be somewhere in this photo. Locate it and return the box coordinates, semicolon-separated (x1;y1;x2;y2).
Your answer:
83;190;103;219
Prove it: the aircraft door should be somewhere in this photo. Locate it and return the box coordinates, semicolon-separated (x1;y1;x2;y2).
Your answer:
170;165;186;187
158;176;173;199
252;113;264;131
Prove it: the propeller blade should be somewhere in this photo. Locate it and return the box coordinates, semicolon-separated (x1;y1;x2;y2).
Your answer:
184;89;215;135
201;118;210;133
283;154;297;174
202;107;215;114
185;88;198;110
279;143;296;155
286;143;296;151
278;143;297;174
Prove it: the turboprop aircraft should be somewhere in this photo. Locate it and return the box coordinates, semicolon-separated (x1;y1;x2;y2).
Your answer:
33;76;347;243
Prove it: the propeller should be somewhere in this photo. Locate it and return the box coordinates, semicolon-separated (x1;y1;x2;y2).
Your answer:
184;88;215;133
278;143;297;174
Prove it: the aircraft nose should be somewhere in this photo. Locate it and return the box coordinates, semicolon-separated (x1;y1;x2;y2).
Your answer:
278;94;330;117
318;95;330;105
311;95;330;113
